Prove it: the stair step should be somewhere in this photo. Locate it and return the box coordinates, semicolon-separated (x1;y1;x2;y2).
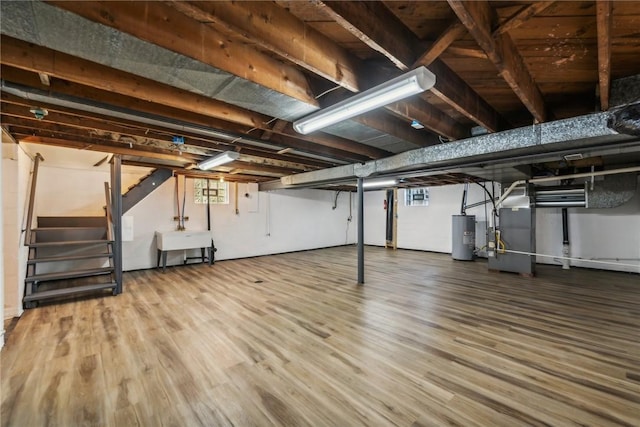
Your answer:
26;267;114;283
28;239;113;248
38;216;107;228
24;282;117;302
28;253;113;264
33;227;106;231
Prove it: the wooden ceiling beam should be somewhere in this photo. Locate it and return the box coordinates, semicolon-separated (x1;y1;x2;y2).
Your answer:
120;159;272;182
493;2;556;37
278;124;390;160
4;103;363;165
169;1;465;141
0;64;258;136
261;119;288;141
352;111;441;148
596;0;612;111
412;21;467;68
2;97;337;170
446;46;488;60
168;0;362;93
267;133;370;163
45;2;397;158
8;123;202;162
230;149;327;170
1;35;268;128
1;104;219;154
317;1;502;133
171;169;271;182
122;151;321;174
314;1;416;71
448;0;548;123
225;160;298;176
5;103;324;173
15;135;192;163
46;0;317;106
0;40;385;160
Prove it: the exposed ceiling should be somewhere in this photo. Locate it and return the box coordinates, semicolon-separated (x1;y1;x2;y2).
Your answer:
1;1;639;188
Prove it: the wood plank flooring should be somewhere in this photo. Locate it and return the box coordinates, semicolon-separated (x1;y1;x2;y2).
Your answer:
2;246;640;426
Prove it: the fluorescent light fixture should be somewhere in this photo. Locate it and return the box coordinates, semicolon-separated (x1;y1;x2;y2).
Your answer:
563;153;584;161
293;66;436;134
197;151;239;170
362;179;397;189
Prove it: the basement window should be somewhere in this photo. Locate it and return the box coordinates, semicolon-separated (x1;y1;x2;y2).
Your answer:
405;188;429;206
194;179;229;204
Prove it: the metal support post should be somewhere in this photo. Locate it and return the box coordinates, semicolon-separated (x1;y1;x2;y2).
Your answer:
561;208;570;270
357;177;364;284
110;155;123;294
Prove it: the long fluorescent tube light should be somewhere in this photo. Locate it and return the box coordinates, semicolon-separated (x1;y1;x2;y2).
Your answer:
293;66;436;134
362;179;397;189
197;151;239;170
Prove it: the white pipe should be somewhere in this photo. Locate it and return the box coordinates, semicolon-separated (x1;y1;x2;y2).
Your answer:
502;249;640;269
561;244;570;270
496;166;640;208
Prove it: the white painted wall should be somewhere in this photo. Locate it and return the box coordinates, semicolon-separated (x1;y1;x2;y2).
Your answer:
123;178;356;270
536;183;640;273
34;164;147;217
3;144;33;320
7;144;638;321
364;184;493;255
1;141;4;348
363;182;640;273
29;164;356;271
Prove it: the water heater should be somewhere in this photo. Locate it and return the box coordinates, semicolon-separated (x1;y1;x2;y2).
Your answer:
452;215;475;261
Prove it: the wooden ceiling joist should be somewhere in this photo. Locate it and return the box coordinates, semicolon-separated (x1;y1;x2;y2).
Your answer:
492;2;556;37
412;21;467;68
596;0;613;111
47;1;419;156
225;160;299;176
447;0;548;123
171;169;271;182
168;0;466;141
1;104;212;153
0;35;267;127
17;135;193;163
1;92;329;170
0;64;259;137
317;0;502;133
47;0;317;107
168;0;362;93
0;39;386;160
316;1;417;71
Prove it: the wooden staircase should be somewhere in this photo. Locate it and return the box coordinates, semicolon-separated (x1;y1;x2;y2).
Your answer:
23;216;118;307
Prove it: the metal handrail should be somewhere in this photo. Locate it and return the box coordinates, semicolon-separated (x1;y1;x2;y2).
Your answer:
104;182;114;241
24;153;44;246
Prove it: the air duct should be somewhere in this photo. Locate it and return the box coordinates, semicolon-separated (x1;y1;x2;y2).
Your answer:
585;172;637;208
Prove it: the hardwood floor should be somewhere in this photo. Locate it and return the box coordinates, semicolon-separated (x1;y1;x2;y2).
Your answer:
2;246;640;426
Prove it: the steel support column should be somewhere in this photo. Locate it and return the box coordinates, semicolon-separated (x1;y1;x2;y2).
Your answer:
357;177;364;284
110;155;123;294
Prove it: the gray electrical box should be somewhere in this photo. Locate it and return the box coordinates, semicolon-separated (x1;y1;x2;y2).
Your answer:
452;215;475;260
488;208;536;275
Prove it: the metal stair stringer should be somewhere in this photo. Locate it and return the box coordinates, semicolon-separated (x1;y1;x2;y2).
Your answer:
122;168;172;213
